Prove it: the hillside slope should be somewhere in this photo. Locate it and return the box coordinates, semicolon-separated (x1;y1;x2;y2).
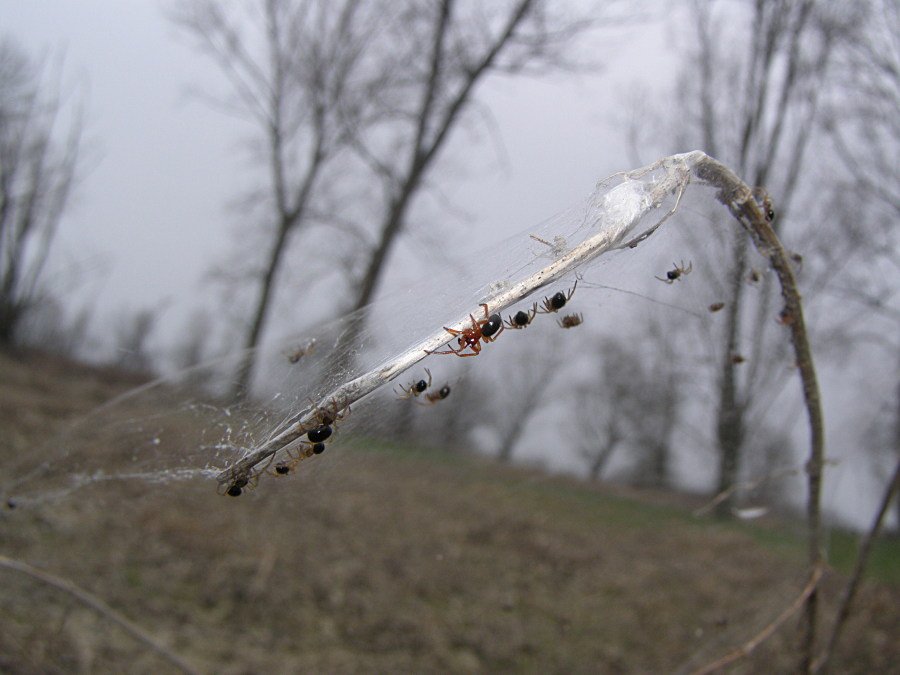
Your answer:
0;351;897;674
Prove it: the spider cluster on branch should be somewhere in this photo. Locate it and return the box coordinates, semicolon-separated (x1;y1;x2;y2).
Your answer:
220;397;351;496
395;368;453;406
422;280;582;362
221;279;585;496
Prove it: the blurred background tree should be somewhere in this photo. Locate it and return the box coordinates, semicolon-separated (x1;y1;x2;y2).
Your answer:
819;0;900;533
644;0;861;516
2;0;897;533
0;37;83;347
172;0;626;396
171;0;388;397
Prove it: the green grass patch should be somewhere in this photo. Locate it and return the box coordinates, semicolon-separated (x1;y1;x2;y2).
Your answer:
352;436;900;585
826;529;900;585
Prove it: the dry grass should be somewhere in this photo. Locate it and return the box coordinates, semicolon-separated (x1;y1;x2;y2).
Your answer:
0;350;897;674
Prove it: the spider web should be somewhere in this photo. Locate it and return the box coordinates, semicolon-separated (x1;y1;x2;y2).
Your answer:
2;154;802;513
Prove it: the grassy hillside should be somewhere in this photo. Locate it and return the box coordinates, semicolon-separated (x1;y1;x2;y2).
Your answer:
0;351;897;674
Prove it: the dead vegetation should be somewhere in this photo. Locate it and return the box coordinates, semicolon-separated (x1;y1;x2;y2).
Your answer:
0;350;897;674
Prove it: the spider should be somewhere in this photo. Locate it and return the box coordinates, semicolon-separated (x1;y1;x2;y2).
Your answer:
557;313;583;329
397;368;432;399
505;302;538;330
273;461;294;476
776;307;795;325
529;234;568;257
418;384;451;406
308;397;350;427
536;280;578;314
306;424;333;443
286;339;316;364
218;465;261;497
270;439;330;477
425;304;504;357
752;186;775;222
656;261;693;284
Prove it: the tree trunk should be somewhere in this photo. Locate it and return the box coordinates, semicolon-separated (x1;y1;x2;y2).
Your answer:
714;231;750;517
232;218;292;400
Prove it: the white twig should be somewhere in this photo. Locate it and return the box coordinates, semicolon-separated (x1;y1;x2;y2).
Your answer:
216;151;783;489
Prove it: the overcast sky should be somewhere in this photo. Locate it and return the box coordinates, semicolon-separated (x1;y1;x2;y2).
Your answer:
1;1;676;351
4;3;896;532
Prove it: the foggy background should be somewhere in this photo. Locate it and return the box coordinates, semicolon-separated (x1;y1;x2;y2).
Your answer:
1;0;897;533
2;1;666;350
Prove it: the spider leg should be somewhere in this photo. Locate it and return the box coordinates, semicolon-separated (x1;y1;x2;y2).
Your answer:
450;341;482;357
425;347;463;355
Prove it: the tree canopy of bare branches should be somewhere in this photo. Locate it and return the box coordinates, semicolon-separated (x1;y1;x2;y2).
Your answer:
172;0;620;395
667;0;858;518
0;38;83;346
172;0;388;396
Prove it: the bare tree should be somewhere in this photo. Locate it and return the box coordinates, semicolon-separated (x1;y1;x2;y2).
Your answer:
574;336;678;486
658;4;876;670
171;0;384;397
492;335;562;463
825;0;900;219
0;38;83;347
323;0;621;367
112;307;158;376
668;0;854;516
574;377;625;482
175;0;628;394
347;0;600;311
820;0;900;535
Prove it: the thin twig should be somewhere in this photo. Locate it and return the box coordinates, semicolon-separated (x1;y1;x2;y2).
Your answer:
0;554;201;675
690;565;824;675
813;455;900;673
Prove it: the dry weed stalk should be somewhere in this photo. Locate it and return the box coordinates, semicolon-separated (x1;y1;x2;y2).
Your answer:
813;456;900;673
0;554;200;675
690;565;825;675
693;156;826;673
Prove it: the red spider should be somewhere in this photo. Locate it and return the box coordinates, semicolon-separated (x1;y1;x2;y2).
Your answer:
425;303;504;357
